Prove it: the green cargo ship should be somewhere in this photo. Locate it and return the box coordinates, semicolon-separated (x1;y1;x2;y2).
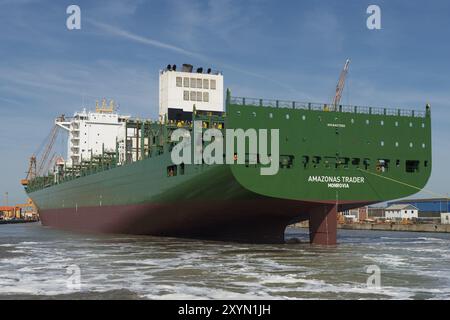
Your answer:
23;65;432;245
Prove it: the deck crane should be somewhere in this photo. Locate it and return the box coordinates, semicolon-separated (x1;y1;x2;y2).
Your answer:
36;124;59;176
20;155;37;186
21;115;65;186
36;115;64;176
332;58;350;111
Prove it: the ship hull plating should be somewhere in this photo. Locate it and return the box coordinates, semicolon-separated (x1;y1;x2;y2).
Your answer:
38;198;368;244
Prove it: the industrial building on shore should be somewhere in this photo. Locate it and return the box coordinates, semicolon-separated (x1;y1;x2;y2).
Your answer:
339;197;449;224
387;198;450;218
0;198;38;221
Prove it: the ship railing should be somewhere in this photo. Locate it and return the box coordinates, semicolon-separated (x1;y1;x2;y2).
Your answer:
229;97;427;118
385;108;399;116
356;106;370;114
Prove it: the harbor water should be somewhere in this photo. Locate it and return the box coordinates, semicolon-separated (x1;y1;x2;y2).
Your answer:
0;222;449;299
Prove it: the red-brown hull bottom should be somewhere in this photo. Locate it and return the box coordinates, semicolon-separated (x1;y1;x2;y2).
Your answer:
39;199;372;244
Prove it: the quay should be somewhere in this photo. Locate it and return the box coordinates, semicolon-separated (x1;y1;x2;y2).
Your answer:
293;221;450;233
338;222;450;233
0;218;39;225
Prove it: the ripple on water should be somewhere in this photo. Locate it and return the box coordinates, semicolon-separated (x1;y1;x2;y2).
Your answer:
0;224;449;299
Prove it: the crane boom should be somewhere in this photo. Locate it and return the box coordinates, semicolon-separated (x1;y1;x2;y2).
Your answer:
20;155;37;186
332;58;350;110
36;115;65;176
36;125;59;176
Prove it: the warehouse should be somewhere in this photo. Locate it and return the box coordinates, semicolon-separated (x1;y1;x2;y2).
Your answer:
387;198;450;219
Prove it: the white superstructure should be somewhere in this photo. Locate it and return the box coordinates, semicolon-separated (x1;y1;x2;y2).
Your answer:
54;64;222;168
56;99;129;166
159;64;224;120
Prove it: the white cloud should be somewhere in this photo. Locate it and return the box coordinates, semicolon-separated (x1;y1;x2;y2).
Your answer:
88;18;301;94
88;19;206;60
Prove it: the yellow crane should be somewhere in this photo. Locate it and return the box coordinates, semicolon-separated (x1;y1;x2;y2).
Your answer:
15;198;37;220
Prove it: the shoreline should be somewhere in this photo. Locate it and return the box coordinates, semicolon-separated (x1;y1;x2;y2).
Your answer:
0;219;39;225
338;223;450;233
293;222;450;233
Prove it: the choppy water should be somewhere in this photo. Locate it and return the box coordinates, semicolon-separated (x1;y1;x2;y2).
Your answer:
0;223;449;299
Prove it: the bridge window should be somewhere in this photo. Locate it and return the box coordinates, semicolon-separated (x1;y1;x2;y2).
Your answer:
406;160;420;173
190;78;197;88
424;160;429;167
176;77;182;87
352;158;360;167
396;160;401;167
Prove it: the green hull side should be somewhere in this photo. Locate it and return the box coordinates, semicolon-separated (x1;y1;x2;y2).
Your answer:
227;103;432;202
28;154;255;211
28;102;432;210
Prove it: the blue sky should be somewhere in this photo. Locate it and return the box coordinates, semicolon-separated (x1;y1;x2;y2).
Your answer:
0;0;449;204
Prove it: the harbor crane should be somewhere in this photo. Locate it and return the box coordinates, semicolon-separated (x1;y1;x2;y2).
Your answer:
332;58;350;110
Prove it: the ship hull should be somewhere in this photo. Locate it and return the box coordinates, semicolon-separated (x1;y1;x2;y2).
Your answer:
27;100;432;245
38;198;369;243
30;156;368;244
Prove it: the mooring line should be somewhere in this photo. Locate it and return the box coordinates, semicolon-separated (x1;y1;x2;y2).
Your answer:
357;168;449;199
